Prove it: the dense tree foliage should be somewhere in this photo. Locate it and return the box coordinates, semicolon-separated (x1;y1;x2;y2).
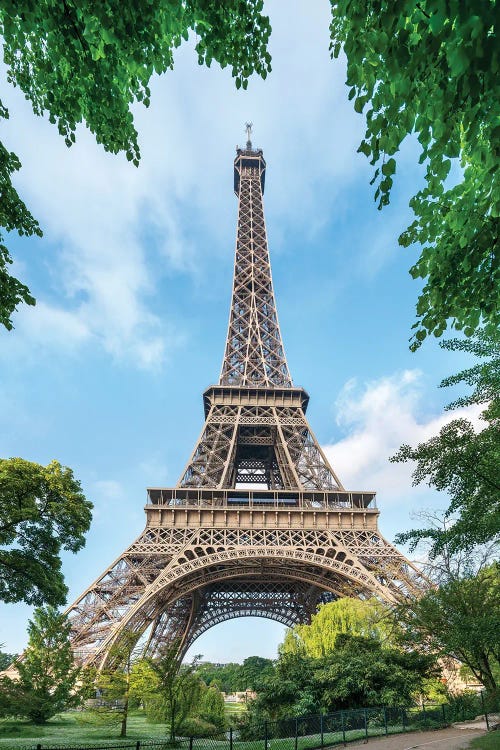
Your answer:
135;657;226;736
238;599;436;726
280;598;392;658
195;656;274;692
82;633;139;737
196;661;244;693
330;1;499;347
315;635;436;711
396;564;500;700
81;657;163;733
244;634;435;723
247;652;315;721
0;106;39;329
0;651;16;671
148;646;204;741
0;458;92;606
393;330;500;555
0;0;271;329
0;607;80;723
240;656;275;690
198;684;226;731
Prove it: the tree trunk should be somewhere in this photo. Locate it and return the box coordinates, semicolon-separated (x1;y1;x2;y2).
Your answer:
120;653;131;737
120;692;129;736
170;698;176;742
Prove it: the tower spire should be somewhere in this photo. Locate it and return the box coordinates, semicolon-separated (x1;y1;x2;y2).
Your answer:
220;135;292;387
245;121;253;150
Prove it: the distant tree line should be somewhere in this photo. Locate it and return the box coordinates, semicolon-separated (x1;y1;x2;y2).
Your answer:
195;655;274;694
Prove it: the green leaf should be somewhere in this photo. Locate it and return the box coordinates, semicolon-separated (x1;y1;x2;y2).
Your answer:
381;157;396;176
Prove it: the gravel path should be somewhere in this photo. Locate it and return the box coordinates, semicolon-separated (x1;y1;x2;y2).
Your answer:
332;726;487;750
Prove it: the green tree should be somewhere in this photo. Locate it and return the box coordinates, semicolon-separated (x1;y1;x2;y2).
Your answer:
315;634;437;710
150;643;203;741
196;661;245;693
0;112;39;330
281;598;392;658
244;636;435;723
0;607;80;723
198;683;226;731
0;458;93;606
396;564;500;701
88;633;139;737
129;657;161;711
393;330;500;556
250;652;317;720
330;1;499;347
241;655;274;690
0;1;271;329
0;651;16;671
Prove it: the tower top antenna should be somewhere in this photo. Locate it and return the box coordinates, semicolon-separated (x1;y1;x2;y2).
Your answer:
245;122;253;149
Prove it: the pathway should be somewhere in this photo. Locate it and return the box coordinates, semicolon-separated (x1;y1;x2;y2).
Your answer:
337;726;487;750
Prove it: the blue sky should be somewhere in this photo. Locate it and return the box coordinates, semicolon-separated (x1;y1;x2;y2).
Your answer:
0;1;479;662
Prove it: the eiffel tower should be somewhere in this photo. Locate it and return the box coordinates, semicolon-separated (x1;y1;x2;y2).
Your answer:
67;129;426;667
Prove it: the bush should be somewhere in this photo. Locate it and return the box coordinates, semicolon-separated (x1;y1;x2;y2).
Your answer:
145;696;166;724
411;716;444;730
176;717;222;737
445;692;482;722
234;713;263;741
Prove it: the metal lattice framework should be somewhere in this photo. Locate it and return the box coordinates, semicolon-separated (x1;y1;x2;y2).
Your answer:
66;135;428;668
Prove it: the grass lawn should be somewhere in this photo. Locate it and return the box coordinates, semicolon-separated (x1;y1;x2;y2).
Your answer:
468;732;500;749
0;710;170;747
0;710;450;750
224;704;247;716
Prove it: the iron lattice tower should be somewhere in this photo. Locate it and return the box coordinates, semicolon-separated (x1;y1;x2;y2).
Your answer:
66;137;426;666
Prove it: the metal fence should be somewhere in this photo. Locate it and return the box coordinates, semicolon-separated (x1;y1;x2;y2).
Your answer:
7;693;498;750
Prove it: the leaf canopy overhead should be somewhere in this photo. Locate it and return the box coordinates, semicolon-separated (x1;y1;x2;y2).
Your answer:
330;0;499;347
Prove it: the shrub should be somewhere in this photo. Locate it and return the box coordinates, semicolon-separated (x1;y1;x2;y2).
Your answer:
176;717;222;737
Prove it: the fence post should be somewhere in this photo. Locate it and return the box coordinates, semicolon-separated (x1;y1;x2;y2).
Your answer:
264;720;268;750
230;726;233;750
422;702;427;723
320;713;324;748
401;707;406;732
441;704;446;726
136;741;141;750
341;711;346;745
383;707;388;735
480;691;490;732
294;717;298;750
364;709;368;740
190;736;194;750
36;745;41;750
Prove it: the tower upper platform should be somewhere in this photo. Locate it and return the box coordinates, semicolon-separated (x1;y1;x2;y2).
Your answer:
234;147;266;195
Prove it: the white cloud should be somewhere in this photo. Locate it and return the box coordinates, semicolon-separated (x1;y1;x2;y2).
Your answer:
93;479;124;501
324;370;484;504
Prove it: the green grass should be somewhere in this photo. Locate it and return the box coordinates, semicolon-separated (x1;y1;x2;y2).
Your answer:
224;704;246;716
469;732;500;749
0;710;171;747
0;711;447;750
